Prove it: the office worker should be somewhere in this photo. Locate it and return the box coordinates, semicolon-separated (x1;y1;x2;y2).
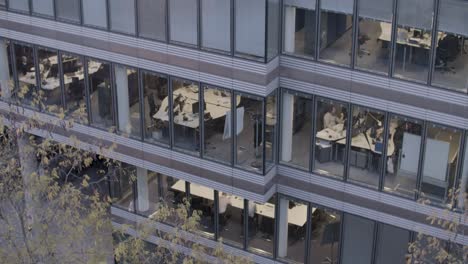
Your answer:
218;192;230;227
323;106;343;130
18;56;29;76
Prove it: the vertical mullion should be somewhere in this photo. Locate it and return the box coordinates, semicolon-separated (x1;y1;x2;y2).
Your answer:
264;0;268;63
79;0;84;25
304;203;312;264
415;121;428;201
134;0;139;37
214;190;219;241
262;96;267;175
337;211;345;264
57;51;66;110
231;0;235;56
10;41;18;100
197;0;201;49
370;222;380;264
314;0;320;60
309;95;317;172
83;57;92;124
168;77;174;149
232;90;236;166
166;0;171;43
277;88;283;165
243;199;248;250
199;82;204;159
273;195;279;259
379;112;390;191
110;63;118;130
32;45;41;111
389;0;399;77
138;69;144;140
427;0;440;85
454;130;467;210
343;103;352;181
350;0;359;69
105;0;110;30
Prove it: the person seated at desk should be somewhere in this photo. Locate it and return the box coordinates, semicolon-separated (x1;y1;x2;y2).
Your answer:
323;106;344;130
218;192;231;228
18;56;31;76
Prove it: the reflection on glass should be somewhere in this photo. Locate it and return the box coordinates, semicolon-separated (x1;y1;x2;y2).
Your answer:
218;192;244;248
114;65;140;138
88;59;114;129
393;0;434;82
109;0;136;35
283;0;316;58
138;0;166;41
55;0;81;23
202;85;232;164
169;0;198;46
267;0;280;61
265;91;277;170
355;0;393;75
160;175;186;224
421;123;461;205
314;98;347;178
142;71;169;146
383;115;422;198
247;195;276;256
82;0;108;28
235;0;266;61
62;54;87;122
319;0;354;66
235;93;264;173
201;0;231;53
136;171;160;217
309;208;341;264
341;214;374;264
9;0;29;12
277;197;307;263
432;0;468;93
347;106;385;188
280;90;313;170
14;43;36;106
0;39;14;100
374;223;410;264
190;183;215;238
37;48;61;113
32;0;54;17
110;163;136;211
171;78;200;154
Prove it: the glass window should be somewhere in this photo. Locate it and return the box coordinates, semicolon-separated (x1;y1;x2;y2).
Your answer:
14;43;36;107
314;98;348;179
0;39;14;100
341;214;375;264
265;91;277;171
82;0;108;28
319;0;354;66
347;106;386;189
267;0;280;61
114;65;140;138
110;0;136;35
9;0;29;12
88;59;114;129
136;170;160;217
247;195;276;256
171;78;200;154
421;123;462;205
432;0;468;93
277;197;307;263
280;90;313;170
374;223;410;264
235;0;266;61
137;0;166;41
37;48;62;113
202;85;233;165
383;115;422;198
201;0;231;53
189;183;215;238
355;0;393;75
55;0;81;23
0;0;5;7
309;207;341;264
142;71;169;146
283;0;317;58
235;93;264;173
160;174;186;224
62;53;87;122
110;163;136;212
32;0;54;17
393;0;434;83
169;0;198;46
218;192;244;248
459;135;468;210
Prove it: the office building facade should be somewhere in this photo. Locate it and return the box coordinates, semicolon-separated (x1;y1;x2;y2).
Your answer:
0;0;467;263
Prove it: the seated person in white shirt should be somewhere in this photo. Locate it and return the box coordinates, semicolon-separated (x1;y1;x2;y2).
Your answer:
323;106;344;130
218;192;231;227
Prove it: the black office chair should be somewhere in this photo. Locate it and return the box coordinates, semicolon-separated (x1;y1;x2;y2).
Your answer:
435;35;460;73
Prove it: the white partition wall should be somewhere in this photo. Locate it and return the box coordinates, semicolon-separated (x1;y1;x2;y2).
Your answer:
115;65;131;135
136;167;150;212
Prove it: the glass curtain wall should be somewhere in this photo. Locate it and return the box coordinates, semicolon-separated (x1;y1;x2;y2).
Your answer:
247;195;276;257
14;43;36;106
31;0;54;17
82;0;108;28
9;0;29;12
218;192;244;248
355;0;394;75
265;91;277;171
160;175;186;224
459;134;468;210
374;223;411;264
55;0;81;23
142;71;169;146
114;64;140;138
383;115;422;198
235;0;266;61
201;0;231;53
432;0;468;93
109;0;136;35
134;169;159;216
202;85;233;164
341;214;375;264
190;183;215;238
110;163;136;211
169;0;198;46
280;90;313;170
0;39;14;100
267;0;280;61
283;0;317;58
393;0;434;83
62;53;87;122
309;207;341;264
0;0;5;7
319;0;354;66
137;0;166;41
88;59;114;129
314;98;348;179
37;48;61;113
277;197;307;263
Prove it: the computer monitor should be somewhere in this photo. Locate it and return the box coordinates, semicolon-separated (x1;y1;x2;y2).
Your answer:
192;102;206;114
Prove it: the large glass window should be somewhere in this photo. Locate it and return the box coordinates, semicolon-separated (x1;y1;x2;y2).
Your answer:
32;0;54;17
277;197;308;263
110;0;136;35
283;0;317;58
265;91;277;171
421;123;461;205
134;169;159;216
82;0;108;29
314;98;348;179
142;71;169;146
235;0;266;61
347;106;386;189
62;53;87;122
55;0;81;23
309;207;341;264
201;0;231;53
235;93;264;173
247;195;276;257
137;0;166;41
459;135;468;210
169;0;198;46
202;85;233;165
160;175;186;224
0;39;14;100
88;59;114;129
114;65;140;138
355;0;393;75
171;78;200;154
393;0;434;83
319;0;354;66
341;214;375;264
110;163;136;212
432;0;468;93
384;115;423;198
189;183;215;238
280;90;313;170
14;43;36;106
267;0;280;61
37;48;61;113
9;0;29;12
374;223;410;264
218;192;244;248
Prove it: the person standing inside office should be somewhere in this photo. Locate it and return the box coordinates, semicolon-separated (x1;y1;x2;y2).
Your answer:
218;192;230;229
323;106;344;130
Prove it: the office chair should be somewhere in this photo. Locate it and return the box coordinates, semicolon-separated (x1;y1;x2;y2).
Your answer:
435;35;460;73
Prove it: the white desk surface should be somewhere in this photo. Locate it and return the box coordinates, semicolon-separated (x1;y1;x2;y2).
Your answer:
335;124;396;156
172;181;308;226
378;22;439;49
316;124;346;142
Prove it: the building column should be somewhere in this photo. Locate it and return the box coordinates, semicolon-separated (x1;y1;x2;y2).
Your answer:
284;6;296;54
0;39;11;99
281;93;294;162
278;197;289;258
115;65;130;134
136;167;149;212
